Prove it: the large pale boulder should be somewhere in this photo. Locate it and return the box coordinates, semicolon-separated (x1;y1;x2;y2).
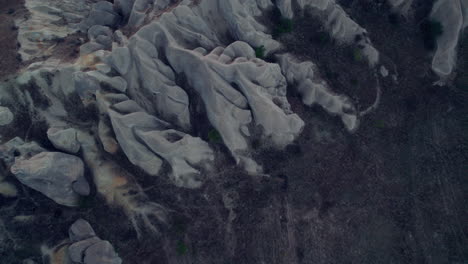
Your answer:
430;0;467;77
10;152;89;206
47;127;81;153
97;90;215;188
0;106;13;126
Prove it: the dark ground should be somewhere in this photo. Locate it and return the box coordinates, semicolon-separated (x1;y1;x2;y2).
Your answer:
0;0;25;81
0;0;467;263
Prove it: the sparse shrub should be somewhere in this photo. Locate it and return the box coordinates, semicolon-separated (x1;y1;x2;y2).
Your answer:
273;18;294;37
420;19;444;50
208;129;222;143
352;49;363;62
176;240;188;256
312;31;331;45
374;120;385;128
255;45;266;59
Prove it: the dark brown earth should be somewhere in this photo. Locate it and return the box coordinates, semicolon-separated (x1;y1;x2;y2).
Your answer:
0;0;25;80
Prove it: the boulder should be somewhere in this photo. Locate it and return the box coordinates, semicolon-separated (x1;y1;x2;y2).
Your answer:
10;152;89;206
430;0;467;76
47;127;81;153
69;219;96;242
83;241;122;264
67;219;122;264
0;106;14;126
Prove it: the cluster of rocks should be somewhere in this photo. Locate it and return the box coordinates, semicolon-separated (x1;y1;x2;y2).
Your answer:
45;219;122;264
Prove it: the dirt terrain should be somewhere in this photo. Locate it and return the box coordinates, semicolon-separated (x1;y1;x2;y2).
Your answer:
0;0;25;80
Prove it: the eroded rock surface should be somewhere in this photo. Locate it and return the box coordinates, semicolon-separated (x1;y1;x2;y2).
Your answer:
10;152;89;206
0;106;14;126
430;0;468;77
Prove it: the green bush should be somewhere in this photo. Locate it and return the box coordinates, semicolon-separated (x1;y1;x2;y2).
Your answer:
208;129;222;143
352;49;364;62
176;240;188;256
255;45;266;59
274;18;293;37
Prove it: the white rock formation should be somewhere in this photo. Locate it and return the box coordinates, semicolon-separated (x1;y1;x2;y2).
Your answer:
430;0;468;77
102;2;304;174
276;0;379;66
10;152;89;206
0;106;14;126
47;127;81;153
96;90;214;188
278;54;359;131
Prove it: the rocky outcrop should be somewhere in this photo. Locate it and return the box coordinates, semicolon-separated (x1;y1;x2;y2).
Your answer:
67;219;122;264
162;41;304;173
430;0;468;77
10;152;89;206
278;54;359;131
96;90;215;188
101;1;304;174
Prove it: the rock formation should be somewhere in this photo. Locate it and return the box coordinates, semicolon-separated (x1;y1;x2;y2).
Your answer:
10;152;89;206
430;0;468;77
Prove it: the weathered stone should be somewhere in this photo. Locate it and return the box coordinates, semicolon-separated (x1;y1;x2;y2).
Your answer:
68;237;101;262
10;152;89;206
83;240;122;264
47;127;81;153
0;106;14;126
69;219;96;242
